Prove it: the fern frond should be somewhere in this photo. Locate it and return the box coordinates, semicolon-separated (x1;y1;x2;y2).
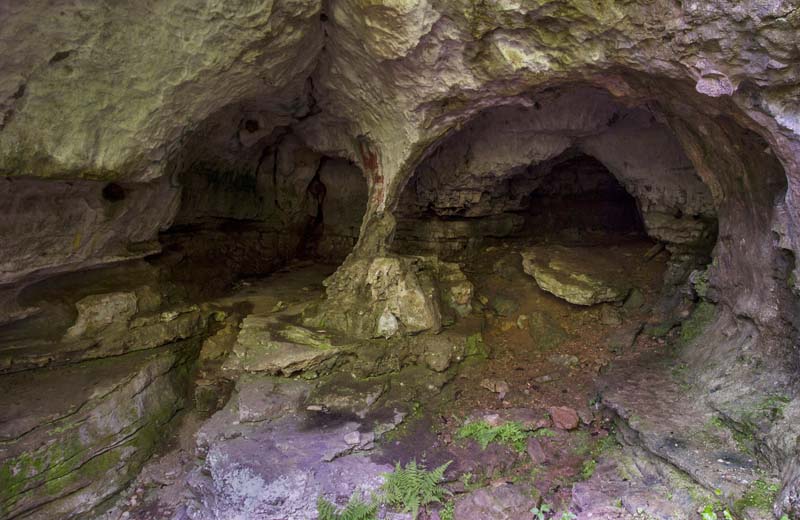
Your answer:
457;420;529;452
317;496;339;520
381;460;451;520
316;494;379;520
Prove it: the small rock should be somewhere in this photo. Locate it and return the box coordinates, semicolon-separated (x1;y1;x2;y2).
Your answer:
643;242;665;260
548;353;579;368
344;431;361;445
549;406;580;430
498;320;516;332
492;294;519;317
493;254;523;280
480;379;510;400
421;335;461;372
64;291;138;340
455;483;537;520
577;408;594;425
600;305;622;326
377;308;399;338
526;438;547;464
516;315;529;329
483;413;503;427
623;288;645;311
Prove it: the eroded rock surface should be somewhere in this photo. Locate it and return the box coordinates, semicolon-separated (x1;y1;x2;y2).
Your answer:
223;316;344;376
522;246;632;305
0;346;196;520
1;0;799;517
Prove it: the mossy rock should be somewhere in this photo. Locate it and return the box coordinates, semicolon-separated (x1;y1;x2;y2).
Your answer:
679;301;716;344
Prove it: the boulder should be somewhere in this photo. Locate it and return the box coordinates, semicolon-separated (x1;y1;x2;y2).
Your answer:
308;254;473;339
521;246;631;305
223;317;342;376
63;291;138;340
189;409;392;520
235;375;311;423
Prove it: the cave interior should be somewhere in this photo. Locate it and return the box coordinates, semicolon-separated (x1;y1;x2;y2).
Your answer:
0;10;799;520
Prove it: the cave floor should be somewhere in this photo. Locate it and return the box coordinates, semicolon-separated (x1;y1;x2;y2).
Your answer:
81;238;773;520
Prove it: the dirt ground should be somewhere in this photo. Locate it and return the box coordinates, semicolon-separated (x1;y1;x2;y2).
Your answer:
371;235;671;515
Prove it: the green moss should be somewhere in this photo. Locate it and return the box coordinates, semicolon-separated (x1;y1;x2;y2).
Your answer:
465;333;489;358
44;447;122;496
680;301;716;344
693;270;710;298
755;394;791;420
734;479;779;513
571;430;592;456
580;459;597;480
576;433;618;481
281;325;334;350
731;427;756;455
647;323;673;338
0;351;191;517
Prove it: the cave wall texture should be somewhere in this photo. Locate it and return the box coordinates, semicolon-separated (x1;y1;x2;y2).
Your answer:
1;0;800;516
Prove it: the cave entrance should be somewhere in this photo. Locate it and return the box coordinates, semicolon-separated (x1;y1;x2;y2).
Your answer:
388;87;723;427
154;131;369;298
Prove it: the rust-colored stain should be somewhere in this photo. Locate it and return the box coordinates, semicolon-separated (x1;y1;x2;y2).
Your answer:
359;139;384;206
358;140;380;172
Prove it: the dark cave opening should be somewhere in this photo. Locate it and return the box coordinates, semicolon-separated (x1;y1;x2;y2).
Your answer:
154;136;369;297
520;152;646;238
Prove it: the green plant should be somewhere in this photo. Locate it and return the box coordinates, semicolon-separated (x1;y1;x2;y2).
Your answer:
532;428;556;438
457;420;530;452
531;503;551;520
699;504;734;520
381;460;451;520
317;494;378;520
755;395;790;421
734;478;780;513
580;458;597;480
560;512;577;520
439;501;455;520
693;269;710;298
